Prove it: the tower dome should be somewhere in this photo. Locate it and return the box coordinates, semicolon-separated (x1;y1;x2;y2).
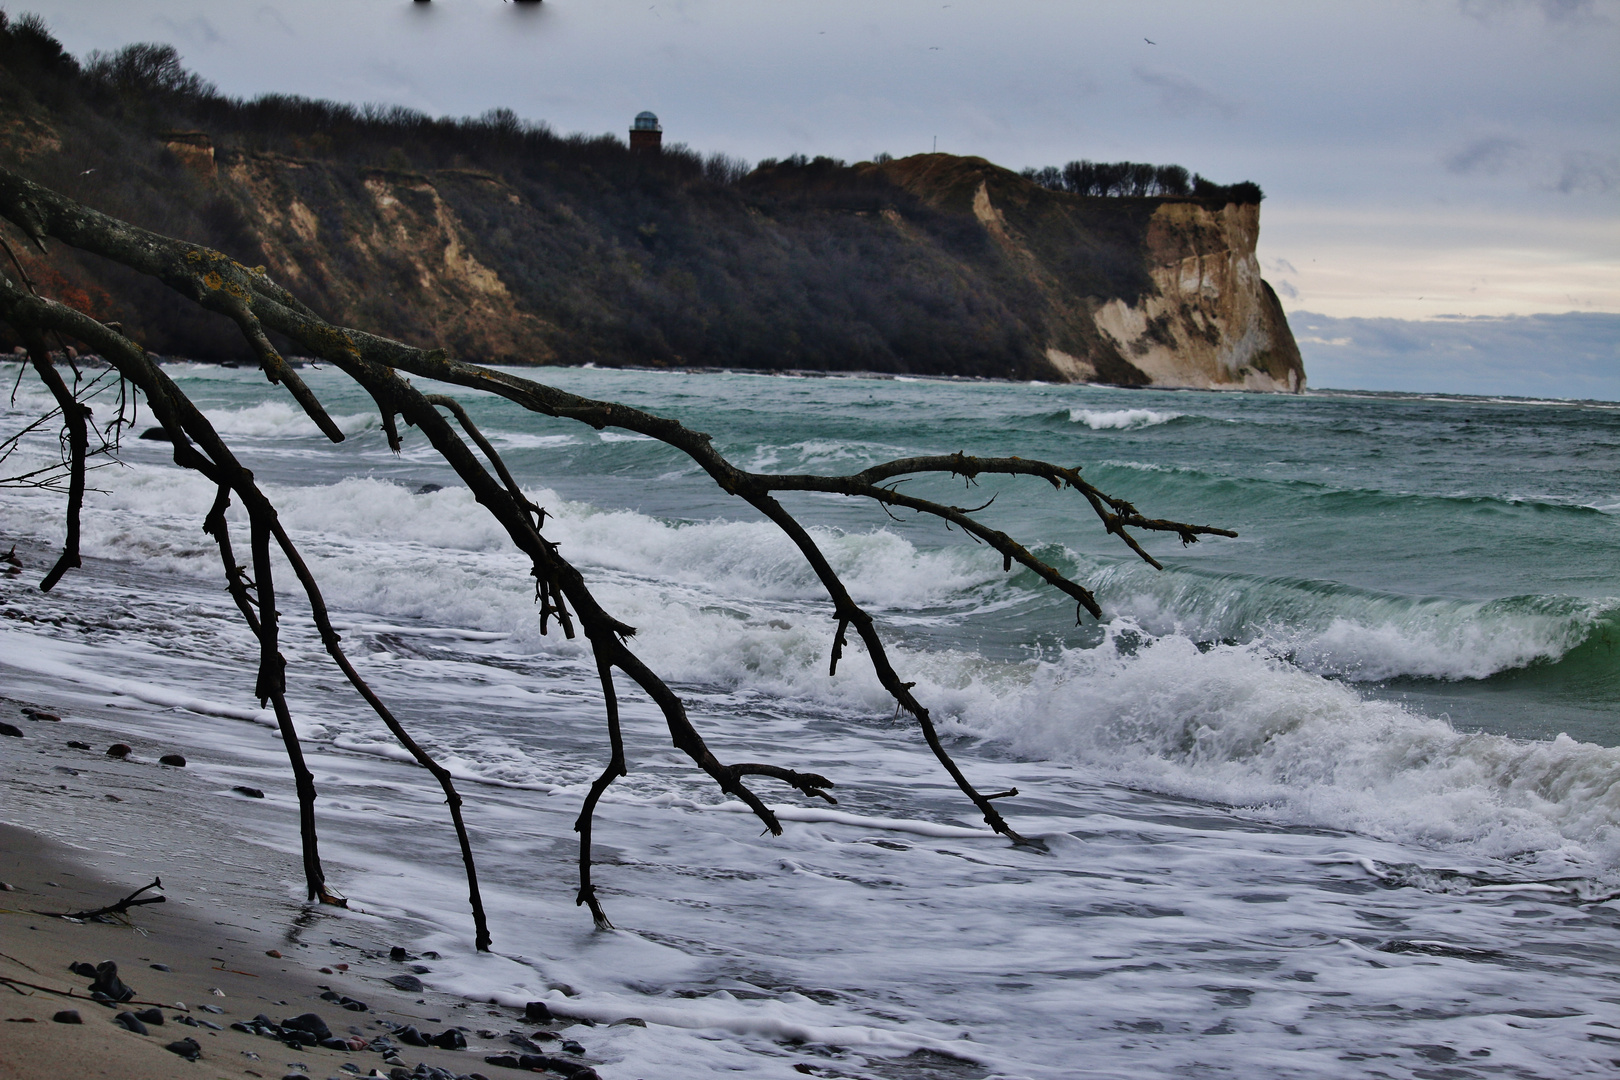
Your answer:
630;111;663;152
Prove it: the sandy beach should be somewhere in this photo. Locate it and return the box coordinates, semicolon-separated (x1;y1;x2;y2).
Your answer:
0;685;611;1080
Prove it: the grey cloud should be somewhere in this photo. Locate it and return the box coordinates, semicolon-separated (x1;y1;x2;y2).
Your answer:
1553;151;1620;193
254;6;296;38
153;15;222;47
1132;67;1238;118
1459;0;1603;24
1288;311;1620;399
1444;136;1523;176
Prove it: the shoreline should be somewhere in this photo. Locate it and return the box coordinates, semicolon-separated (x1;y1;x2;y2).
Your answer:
0;690;611;1080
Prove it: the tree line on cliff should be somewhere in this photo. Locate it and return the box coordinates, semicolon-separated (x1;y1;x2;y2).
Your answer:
1021;160;1262;205
0;13;1261;377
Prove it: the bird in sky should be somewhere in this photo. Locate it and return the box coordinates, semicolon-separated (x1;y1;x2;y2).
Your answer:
1145;37;1156;44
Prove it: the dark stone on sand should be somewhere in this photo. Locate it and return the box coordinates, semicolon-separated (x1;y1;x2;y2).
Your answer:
431;1027;467;1050
106;743;131;758
196;1003;223;1013
232;785;266;798
483;1056;521;1070
133;1006;164;1025
395;1023;430;1047
0;722;22;737
609;1016;646;1027
561;1039;586;1054
319;1036;350;1050
164;1036;202;1060
159;753;186;767
148;963;170;971
69;961;97;978
282;1074;312;1080
52;1009;82;1024
67;740;91;749
22;708;61;721
91;961;136;1002
507;1034;546;1053
139;426;174;441
230;1021;255;1033
113;1010;149;1034
389;946;410;962
516;1055;597;1078
280;1012;332;1042
522;1001;552;1023
385;974;423;993
319;990;369;1011
174;1014;198;1026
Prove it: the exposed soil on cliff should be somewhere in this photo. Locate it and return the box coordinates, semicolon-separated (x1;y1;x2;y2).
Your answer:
0;19;1302;390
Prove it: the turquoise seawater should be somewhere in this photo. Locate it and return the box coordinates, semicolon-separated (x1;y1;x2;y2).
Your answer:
313;367;1620;746
4;361;1618;1078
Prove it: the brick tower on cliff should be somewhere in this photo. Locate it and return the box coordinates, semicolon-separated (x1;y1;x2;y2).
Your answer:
629;111;662;153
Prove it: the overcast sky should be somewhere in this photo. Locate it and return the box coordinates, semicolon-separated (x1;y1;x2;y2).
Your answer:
14;0;1620;389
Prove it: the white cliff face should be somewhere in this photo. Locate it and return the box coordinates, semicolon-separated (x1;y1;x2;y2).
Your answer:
1087;201;1303;392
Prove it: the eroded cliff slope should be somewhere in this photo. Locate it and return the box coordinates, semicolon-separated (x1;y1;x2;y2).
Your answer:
0;32;1302;389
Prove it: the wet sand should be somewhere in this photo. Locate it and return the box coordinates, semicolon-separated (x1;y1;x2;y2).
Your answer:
0;689;609;1080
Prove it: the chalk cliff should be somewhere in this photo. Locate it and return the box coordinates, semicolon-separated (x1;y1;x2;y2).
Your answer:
877;155;1303;390
4;118;1302;390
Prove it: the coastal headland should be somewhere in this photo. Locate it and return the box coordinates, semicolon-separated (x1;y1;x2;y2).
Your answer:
0;20;1301;390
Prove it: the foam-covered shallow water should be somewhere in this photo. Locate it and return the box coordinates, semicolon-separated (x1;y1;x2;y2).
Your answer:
2;362;1618;1078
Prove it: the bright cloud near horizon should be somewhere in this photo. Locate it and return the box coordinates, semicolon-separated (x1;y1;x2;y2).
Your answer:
16;0;1620;328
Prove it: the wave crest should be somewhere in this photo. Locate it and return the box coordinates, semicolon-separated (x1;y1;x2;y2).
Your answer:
1069;408;1183;430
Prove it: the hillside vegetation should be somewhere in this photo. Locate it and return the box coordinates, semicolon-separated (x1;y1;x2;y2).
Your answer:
0;14;1301;389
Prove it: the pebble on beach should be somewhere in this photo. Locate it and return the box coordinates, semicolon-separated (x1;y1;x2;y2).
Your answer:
52;1009;81;1024
163;1036;202;1060
0;722;23;737
89;960;136;1002
113;1011;149;1035
105;743;131;758
159;753;186;767
233;785;266;798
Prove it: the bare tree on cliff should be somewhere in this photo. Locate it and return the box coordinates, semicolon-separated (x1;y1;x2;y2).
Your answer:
0;166;1234;950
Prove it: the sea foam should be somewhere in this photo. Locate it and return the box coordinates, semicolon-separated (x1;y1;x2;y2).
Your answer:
1069;407;1183;430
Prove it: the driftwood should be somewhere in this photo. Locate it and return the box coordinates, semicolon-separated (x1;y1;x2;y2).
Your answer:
0;164;1234;946
34;877;164;922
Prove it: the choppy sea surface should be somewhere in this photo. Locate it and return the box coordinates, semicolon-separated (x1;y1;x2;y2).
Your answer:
2;361;1618;1079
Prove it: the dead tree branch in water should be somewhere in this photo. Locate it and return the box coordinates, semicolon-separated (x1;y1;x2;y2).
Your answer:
0;164;1233;941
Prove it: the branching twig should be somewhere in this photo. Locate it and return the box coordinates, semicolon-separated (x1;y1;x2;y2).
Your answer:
0;164;1237;936
34;877;164;921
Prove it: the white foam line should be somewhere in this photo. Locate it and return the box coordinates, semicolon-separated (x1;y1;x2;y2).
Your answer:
0;627;275;726
699;800;995;839
483;990;989;1059
332;622;510;641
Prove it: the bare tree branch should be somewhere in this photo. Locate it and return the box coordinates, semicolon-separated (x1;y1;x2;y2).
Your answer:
0;164;1236;936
